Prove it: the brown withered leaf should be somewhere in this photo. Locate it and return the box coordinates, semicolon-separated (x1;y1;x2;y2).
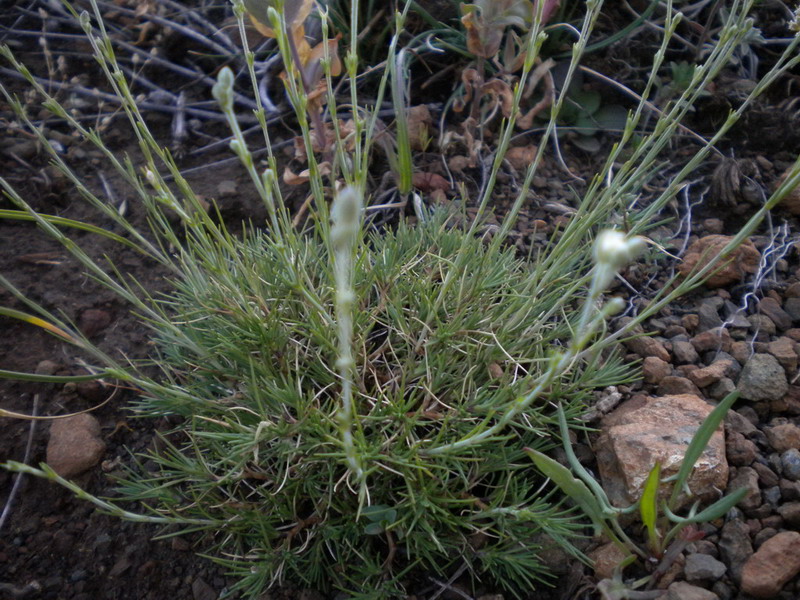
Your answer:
407;105;433;151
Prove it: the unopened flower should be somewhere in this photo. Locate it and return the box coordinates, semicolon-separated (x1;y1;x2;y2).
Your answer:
594;230;646;270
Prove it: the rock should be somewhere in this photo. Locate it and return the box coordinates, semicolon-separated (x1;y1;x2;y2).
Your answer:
709;377;736;400
698;300;724;331
729;341;752;366
784;297;800;322
191;577;217;600
595;394;728;508
781;448;800;480
758;297;792;331
726;466;761;510
688;359;732;388
642;356;671;384
35;360;60;375
626;336;670;362
216;180;238;197
725;410;759;437
748;314;777;337
777;501;800;526
658;376;701;396
679;235;760;288
667;581;719;600
725;432;757;466
765;423;800;452
46;414;106;478
752;461;780;487
780;478;800;500
672;340;700;364
683;313;700;332
587;542;628;580
740;531;800;598
78;308;112;337
691;328;732;353
767;337;798;373
737;354;788;402
719;519;753;583
684;552;727;582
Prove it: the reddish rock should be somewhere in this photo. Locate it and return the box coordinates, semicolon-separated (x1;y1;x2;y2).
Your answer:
740;531;800;598
667;581;719;600
767;336;798;373
726;432;757;466
688;360;732;388
642;356;671;384
46;414;106;478
624;336;670;362
588;542;628;580
679;235;760;288
595;394;728;508
658;376;702;397
764;423;800;452
691;328;732;353
78;308;112;337
758;297;792;331
775;165;800;215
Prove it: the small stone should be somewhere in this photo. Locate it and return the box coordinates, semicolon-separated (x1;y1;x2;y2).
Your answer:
748;314;777;337
729;341;752;366
683;313;700;332
698;300;724;331
752;461;780;487
667;581;719;600
726;432;757;466
740;531;800;598
46;414;106;478
78;308;112;337
780;478;800;500
692;328;732;353
658;376;701;396
765;423;800;452
673;340;700;364
191;577;217;600
642;356;671;384
679;235;760;288
759;297;793;331
767;337;798;374
787;282;800;298
684;552;727;582
726;466;761;510
777;502;800;526
753;528;778;549
709;377;736;400
781;448;800;481
703;218;724;234
688;360;731;388
216;180;238;197
719;519;753;583
784;297;800;323
35;360;59;375
587;542;628;580
725;409;759;437
737;354;789;402
625;336;670;362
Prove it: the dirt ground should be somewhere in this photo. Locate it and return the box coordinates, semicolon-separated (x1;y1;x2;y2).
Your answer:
2;1;800;599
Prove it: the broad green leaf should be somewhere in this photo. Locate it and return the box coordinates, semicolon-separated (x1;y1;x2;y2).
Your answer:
639;462;661;552
668;391;739;509
525;448;607;534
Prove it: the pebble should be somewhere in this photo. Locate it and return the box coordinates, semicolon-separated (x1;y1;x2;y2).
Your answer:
783;297;800;322
658;376;701;396
698;299;724;331
692;328;732;353
709;377;736;400
748;314;777;337
729;341;752;366
667;581;719;600
726;432;757;466
725;409;759;437
726;466;761;510
758;297;793;331
46;414;107;478
737;353;789;402
78;308;112;337
684;552;727;582
781;448;800;480
777;502;800;526
752;461;780;487
740;531;800;598
766;336;798;373
779;478;800;500
688;359;731;388
765;423;800;452
718;519;753;583
673;340;700;364
642;356;671;383
216;180;238;197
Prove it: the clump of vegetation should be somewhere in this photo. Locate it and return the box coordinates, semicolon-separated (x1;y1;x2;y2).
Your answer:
2;0;800;598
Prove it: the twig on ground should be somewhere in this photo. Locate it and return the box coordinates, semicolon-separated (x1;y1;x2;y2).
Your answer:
0;394;39;534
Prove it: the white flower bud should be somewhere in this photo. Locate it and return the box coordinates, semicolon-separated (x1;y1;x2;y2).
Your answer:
594;230;645;269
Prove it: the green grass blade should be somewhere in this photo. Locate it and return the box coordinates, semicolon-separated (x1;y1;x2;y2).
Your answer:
640;461;661;552
667;391;739;509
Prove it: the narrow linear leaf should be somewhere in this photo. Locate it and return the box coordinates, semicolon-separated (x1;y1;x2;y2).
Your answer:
0;306;78;343
665;487;749;525
525;448;607;533
640;461;661;551
669;391;739;507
